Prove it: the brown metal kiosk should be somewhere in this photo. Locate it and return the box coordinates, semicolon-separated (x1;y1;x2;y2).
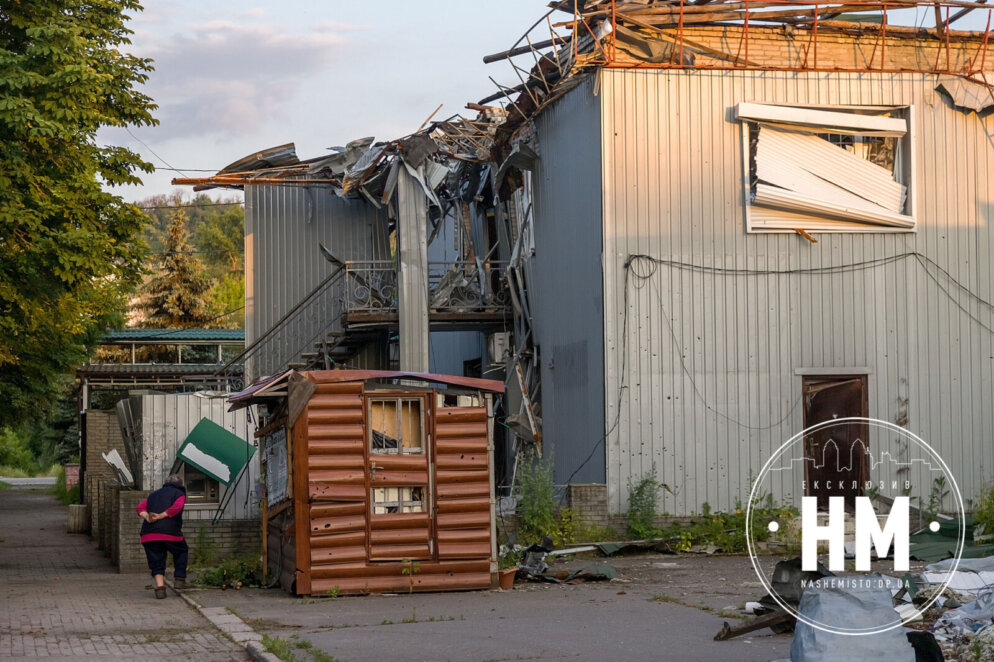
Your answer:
231;370;502;596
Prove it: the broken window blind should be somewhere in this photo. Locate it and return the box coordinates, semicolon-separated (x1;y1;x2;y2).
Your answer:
736;103;914;232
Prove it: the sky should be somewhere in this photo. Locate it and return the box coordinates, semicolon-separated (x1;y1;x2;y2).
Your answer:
100;1;545;202
102;2;994;203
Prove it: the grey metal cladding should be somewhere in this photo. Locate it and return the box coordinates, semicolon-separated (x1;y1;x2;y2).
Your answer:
244;183;390;379
530;74;606;485
600;69;994;515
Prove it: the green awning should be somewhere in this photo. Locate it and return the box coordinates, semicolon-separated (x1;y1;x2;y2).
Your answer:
175;418;255;486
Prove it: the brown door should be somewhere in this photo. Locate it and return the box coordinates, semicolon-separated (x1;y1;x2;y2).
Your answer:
366;393;434;561
802;376;869;511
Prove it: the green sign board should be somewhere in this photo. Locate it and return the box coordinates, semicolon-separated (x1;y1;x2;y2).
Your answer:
175;418;256;486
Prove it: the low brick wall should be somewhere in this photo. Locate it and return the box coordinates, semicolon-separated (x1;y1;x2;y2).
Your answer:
82;409;125;509
64;463;80;490
114;489;261;574
117;490;150;573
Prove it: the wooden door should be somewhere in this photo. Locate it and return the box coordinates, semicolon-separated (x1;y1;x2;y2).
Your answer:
365;393;434;561
802;376;869;511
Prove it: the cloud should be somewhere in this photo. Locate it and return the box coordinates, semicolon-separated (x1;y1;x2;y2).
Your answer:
137;20;353;140
235;8;269;19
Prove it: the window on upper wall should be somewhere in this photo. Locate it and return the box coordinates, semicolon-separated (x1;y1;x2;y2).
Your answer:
736;103;915;233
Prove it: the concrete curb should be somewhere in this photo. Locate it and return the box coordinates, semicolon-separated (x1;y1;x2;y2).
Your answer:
167;581;280;662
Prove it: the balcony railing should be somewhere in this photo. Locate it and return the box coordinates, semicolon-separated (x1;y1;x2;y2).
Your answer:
344;260;510;316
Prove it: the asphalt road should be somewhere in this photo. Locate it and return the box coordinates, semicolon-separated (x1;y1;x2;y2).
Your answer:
0;476;57;486
194;557;793;662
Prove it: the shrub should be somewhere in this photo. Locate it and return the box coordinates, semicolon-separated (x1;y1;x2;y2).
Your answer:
194;554;263;589
975;484;994;538
516;448;556;544
0;428;37;475
659;495;799;554
51;466;80;505
627;464;666;539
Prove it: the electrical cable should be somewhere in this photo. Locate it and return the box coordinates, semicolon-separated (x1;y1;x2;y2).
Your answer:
125;127;189;178
139;202;243;210
563;249;994;483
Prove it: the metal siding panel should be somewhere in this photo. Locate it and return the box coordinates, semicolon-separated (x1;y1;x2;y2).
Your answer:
137;394;259;520
245;184;391;380
530;74;606;485
599;69;994;515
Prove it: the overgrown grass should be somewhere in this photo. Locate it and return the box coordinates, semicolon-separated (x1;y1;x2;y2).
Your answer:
262;634;297;662
194;554;263;589
294;638;341;662
0;465;31;478
659;496;799;553
51;466;80;505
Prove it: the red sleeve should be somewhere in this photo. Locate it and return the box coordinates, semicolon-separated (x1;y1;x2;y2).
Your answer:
164;495;185;518
136;499;148;514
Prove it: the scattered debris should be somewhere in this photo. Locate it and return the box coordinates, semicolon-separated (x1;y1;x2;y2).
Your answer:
790;574;915;662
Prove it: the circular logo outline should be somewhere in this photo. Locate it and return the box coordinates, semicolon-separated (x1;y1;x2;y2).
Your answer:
745;417;966;636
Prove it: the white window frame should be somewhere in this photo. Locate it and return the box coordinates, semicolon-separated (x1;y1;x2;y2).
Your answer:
737;102;917;234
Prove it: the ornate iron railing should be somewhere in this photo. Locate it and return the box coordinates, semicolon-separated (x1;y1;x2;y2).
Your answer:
343;260;510;315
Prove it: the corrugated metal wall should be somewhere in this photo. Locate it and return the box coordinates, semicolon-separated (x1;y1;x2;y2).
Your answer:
597;69;994;515
244;185;391;379
293;374;494;595
531;74;607;485
135;393;259;520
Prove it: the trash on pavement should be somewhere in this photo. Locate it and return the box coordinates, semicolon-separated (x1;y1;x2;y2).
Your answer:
789;574;916;662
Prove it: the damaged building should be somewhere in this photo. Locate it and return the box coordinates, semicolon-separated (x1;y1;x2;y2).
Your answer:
480;0;994;519
178;0;994;528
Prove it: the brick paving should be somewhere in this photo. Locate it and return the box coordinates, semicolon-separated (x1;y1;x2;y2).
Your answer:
0;486;247;661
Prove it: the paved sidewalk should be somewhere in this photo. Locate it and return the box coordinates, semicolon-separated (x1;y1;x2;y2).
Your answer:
0;485;247;661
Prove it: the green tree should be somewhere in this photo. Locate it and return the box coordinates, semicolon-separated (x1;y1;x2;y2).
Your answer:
194;204;244;277
0;1;156;424
209;272;245;329
135;210;214;328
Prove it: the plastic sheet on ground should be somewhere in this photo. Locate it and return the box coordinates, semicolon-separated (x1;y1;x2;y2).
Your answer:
924;556;994;596
790;574;915;662
932;588;994;638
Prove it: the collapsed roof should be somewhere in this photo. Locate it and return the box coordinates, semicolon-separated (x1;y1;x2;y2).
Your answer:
174;1;994;196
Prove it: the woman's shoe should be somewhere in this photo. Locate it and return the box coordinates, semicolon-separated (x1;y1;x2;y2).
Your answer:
154;586;167;599
173;578;187;590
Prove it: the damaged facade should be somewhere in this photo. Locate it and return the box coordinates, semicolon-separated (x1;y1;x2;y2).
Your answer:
489;2;994;517
178;1;994;529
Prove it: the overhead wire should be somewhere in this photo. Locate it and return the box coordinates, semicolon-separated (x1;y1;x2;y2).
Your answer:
125;127;189;178
563;250;994;483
